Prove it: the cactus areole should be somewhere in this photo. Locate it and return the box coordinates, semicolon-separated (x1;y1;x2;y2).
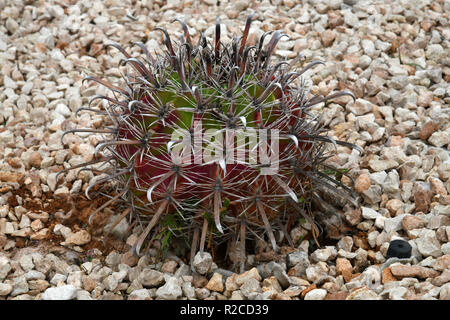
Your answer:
60;14;361;270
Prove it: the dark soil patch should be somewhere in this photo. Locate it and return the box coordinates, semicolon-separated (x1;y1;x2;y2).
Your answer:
6;185;129;259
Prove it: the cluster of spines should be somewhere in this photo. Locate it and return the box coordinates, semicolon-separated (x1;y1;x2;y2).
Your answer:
59;14;361;272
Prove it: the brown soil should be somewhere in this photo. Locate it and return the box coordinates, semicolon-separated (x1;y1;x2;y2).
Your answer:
6;185;129;260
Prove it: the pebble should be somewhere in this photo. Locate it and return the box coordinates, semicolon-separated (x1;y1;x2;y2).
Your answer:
258;262;290;289
19;255;35;272
286;251;309;269
415;230;442;258
355;173;371;193
429;132;449;148
50;273;67;285
182;282;196;299
195;287;211;300
337;236;354;252
62;230;91;246
346;287;381;300
369;159;399;172
161;260;178;274
28;279;50;292
42;285;78;300
432;269;450;287
240;278;262;298
6;17;19;34
205;272;224;292
361;207;380;220
343;10;359;28
304;288;327;300
320;30;336;47
390;264;439;279
129;289;152;300
105;251;122;268
103;270;127;291
155;277;182;300
0;283;13;296
402;215;425;231
193;252;213;275
429;178;447;196
336;258;353;282
235;268;262;286
311;246;338;262
76;290;93;300
433;255;450;271
82;276;97;292
139;268;165;287
305;264;329;284
439;283;450;300
24;270;46;281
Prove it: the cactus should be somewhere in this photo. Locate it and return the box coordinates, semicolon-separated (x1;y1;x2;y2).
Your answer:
59;14;361;271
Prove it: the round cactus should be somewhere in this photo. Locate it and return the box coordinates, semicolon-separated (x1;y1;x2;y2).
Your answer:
60;15;360;271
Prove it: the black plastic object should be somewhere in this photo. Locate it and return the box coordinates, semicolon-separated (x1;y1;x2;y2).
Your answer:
386;239;412;259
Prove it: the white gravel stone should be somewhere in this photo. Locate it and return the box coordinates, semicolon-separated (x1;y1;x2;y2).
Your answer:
440;283;450;300
415;230;442;258
138;268;165;287
76;290;93;300
441;243;450;255
11;276;29;297
42;285;78;300
304;289;327;300
155;276;182;300
19;255;34;272
343;10;359;28
384;214;406;234
286;251;309;269
129;289;152;300
337;236;354;252
182;282;196;299
0;283;13;296
362;207;380;220
193;252;213;275
50;273;67;285
429;132;449;148
311;246;338;262
24;270;46;281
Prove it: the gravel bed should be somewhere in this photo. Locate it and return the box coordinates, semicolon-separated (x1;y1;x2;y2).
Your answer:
0;0;449;300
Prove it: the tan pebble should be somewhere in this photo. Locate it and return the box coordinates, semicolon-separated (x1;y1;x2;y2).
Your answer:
390;265;439;279
205;273;224;292
385;199;403;215
30;228;49;240
320;30;336;47
82;276;98;292
433;255;450;271
29;151;42;168
381;267;397;284
402;215;425;231
429;177;447;196
30;219;44;232
336;258;353;283
418;121;438;140
325;291;348;300
63;230;91;246
235;267;261;286
355;173;371;193
389;135;404;147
